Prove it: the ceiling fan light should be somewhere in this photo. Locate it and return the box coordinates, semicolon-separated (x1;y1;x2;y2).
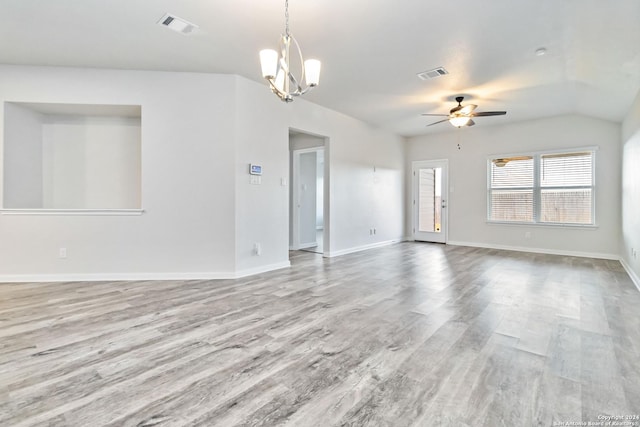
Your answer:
259;49;278;79
449;116;471;127
304;59;321;86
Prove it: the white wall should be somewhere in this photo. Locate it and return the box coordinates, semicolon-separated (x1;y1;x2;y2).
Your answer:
286;96;406;256
0;66;406;281
621;91;640;286
0;65;237;280
42;115;141;209
406;115;621;258
234;76;405;268
3;102;44;208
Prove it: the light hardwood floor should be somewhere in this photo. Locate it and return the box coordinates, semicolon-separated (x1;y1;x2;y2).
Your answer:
1;243;639;426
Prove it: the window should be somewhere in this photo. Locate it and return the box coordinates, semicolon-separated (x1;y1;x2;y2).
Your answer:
488;150;595;225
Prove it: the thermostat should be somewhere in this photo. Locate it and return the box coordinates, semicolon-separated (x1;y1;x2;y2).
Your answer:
250;164;262;175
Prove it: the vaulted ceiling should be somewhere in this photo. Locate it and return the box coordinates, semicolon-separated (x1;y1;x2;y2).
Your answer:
1;0;639;136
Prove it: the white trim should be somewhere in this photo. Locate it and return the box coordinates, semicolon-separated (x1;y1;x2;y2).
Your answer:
0;261;291;283
327;238;404;258
290;146;324;251
412;159;449;244
487;145;599;160
447;240;619;260
486;220;599;229
1;209;145;216
298;242;317;249
233;261;291;278
620;258;640;293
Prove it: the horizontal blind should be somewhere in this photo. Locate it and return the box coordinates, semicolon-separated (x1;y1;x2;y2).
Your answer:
489;157;533;221
539;151;593;224
540;152;592;187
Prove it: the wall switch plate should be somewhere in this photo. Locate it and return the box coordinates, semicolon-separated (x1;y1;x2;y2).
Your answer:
250;176;261;185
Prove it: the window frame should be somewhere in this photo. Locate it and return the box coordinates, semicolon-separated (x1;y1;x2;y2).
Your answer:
486;147;597;227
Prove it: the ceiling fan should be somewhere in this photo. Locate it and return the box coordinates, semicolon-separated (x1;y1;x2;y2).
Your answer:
422;96;507;128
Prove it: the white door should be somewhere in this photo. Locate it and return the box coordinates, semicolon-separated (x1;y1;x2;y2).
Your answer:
291;148;320;250
297;151;318;248
413;160;448;243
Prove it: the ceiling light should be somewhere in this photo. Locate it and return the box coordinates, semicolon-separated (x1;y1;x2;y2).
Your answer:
259;0;321;102
449;116;471;127
158;13;198;34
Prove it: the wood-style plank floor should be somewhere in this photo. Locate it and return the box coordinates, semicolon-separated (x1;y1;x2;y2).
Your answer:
1;243;639;426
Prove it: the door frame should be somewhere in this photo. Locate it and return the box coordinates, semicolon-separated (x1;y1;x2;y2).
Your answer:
412;159;449;243
291;147;323;250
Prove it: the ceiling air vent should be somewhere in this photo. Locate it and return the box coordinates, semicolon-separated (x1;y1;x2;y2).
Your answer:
157;13;199;35
417;67;449;80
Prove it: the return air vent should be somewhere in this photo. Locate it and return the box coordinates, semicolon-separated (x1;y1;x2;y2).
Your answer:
157;13;199;35
417;67;449;80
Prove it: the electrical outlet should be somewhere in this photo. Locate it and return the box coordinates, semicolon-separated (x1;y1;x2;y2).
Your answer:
58;247;67;259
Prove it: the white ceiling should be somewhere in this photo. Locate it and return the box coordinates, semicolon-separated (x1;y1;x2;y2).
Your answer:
1;0;639;136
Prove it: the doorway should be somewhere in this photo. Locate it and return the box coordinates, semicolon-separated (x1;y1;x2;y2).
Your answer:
413;160;448;243
289;130;327;255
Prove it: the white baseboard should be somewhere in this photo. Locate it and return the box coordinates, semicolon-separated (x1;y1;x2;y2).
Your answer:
327;238;405;258
0;261;291;283
446;240;619;260
620;258;640;293
298;242;318;249
233;261;291;278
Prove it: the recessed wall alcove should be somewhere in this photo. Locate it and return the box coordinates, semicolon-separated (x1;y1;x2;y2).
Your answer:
2;102;142;212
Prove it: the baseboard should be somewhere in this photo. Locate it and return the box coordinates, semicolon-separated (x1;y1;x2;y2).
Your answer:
620;258;640;293
298;242;318;250
233;261;291;278
446;240;619;261
0;261;291;283
327;238;404;258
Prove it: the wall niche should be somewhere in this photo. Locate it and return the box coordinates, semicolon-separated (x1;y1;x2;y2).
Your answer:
3;102;141;211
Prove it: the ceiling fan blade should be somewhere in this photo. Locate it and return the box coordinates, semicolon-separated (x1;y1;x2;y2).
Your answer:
420;113;449;116
426;119;450;127
470;111;507;117
467;119;476;127
459;104;477;115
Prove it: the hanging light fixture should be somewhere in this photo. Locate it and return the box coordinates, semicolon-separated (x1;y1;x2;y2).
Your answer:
259;0;321;102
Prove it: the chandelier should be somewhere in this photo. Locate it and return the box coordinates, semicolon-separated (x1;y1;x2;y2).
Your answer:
259;0;321;102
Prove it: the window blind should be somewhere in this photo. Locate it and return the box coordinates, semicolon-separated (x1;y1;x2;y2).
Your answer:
489;157;533;222
539;152;593;224
488;150;594;225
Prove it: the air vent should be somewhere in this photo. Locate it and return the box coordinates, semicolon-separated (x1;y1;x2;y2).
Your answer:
157;13;199;35
417;67;449;80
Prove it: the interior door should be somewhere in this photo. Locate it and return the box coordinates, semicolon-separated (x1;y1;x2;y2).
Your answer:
298;151;318;249
413;160;448;243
